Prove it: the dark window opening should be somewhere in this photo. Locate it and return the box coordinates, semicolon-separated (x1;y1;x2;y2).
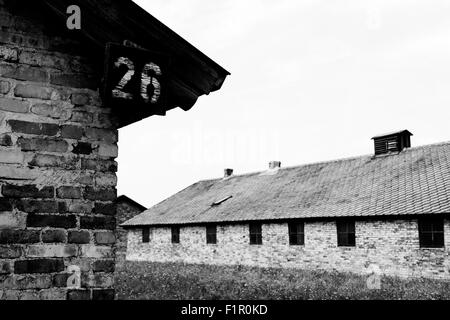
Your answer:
142;228;150;243
289;222;304;245
419;218;444;248
206;225;217;244
171;226;180;244
249;223;262;245
337;220;355;247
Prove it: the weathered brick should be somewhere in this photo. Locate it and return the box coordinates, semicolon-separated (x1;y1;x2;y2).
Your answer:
0;167;38;181
28;154;78;169
26;244;77;258
57;186;82;199
42;230;67;243
85;128;118;143
0;97;29;113
96;113;113;128
0;261;11;274
80;245;113;258
67;289;90;300
18;50;66;70
74;173;94;185
72;142;94;155
50;73;98;89
2;184;54;198
18;137;68;153
68;231;90;244
0;47;18;61
71;93;90;105
58;201;68;213
0;63;15;76
94;202;116;216
92;289;115;300
0;150;24;164
81;216;115;230
52;273;69;287
94;232;115;245
2;65;48;82
27;214;77;229
84;187;116;201
0;289;20;300
8;120;59;136
0;80;11;94
97;144;118;158
14;275;52;290
92;260;115;273
61;125;84;139
81;159;117;172
0;245;22;258
67;201;93;213
0;211;26;229
14;259;64;274
19;291;40;300
14;84;56;100
39;288;66;300
81;272;113;288
0;134;13;146
71;111;93;124
0;230;40;244
0;274;15;289
0;198;13;211
16;199;59;213
31;103;71;120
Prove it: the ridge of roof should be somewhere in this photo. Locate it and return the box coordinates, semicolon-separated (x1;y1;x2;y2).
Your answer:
197;140;450;185
116;195;147;212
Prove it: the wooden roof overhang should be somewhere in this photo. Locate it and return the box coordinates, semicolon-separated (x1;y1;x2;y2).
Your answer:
39;0;230;127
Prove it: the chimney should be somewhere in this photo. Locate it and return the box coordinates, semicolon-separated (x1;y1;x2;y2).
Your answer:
224;168;233;178
371;130;413;155
269;161;281;170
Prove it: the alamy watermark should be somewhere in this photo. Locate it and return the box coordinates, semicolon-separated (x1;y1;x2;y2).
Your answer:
66;265;81;289
66;5;81;30
365;264;381;290
169;121;281;167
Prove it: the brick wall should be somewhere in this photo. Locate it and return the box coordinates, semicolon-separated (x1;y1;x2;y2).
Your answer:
0;2;117;300
115;199;145;265
126;219;450;280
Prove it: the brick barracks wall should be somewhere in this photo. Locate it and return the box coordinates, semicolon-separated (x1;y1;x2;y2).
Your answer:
127;219;450;280
0;3;117;300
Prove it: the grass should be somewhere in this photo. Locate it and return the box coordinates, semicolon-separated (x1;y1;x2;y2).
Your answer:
115;261;450;300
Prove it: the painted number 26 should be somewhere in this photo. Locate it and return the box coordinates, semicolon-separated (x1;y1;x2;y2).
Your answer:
112;57;162;104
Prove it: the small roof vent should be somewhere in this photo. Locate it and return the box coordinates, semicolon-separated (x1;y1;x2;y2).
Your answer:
269;161;281;170
260;161;281;176
371;130;413;155
224;169;233;179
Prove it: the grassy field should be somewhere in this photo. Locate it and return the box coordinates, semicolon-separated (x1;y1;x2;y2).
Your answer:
115;261;450;300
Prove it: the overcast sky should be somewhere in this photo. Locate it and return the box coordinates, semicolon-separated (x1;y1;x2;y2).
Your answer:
118;0;450;208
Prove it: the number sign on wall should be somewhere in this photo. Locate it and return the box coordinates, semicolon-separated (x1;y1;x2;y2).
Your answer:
103;43;169;114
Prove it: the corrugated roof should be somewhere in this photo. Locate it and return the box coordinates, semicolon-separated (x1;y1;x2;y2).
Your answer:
122;141;450;227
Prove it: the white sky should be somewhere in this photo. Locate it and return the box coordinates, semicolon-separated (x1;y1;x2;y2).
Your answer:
118;0;450;208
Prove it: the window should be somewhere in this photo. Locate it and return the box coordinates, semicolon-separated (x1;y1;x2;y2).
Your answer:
206;225;217;244
337;220;355;247
288;222;304;245
249;223;262;245
142;228;150;243
419;218;444;248
171;226;180;244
